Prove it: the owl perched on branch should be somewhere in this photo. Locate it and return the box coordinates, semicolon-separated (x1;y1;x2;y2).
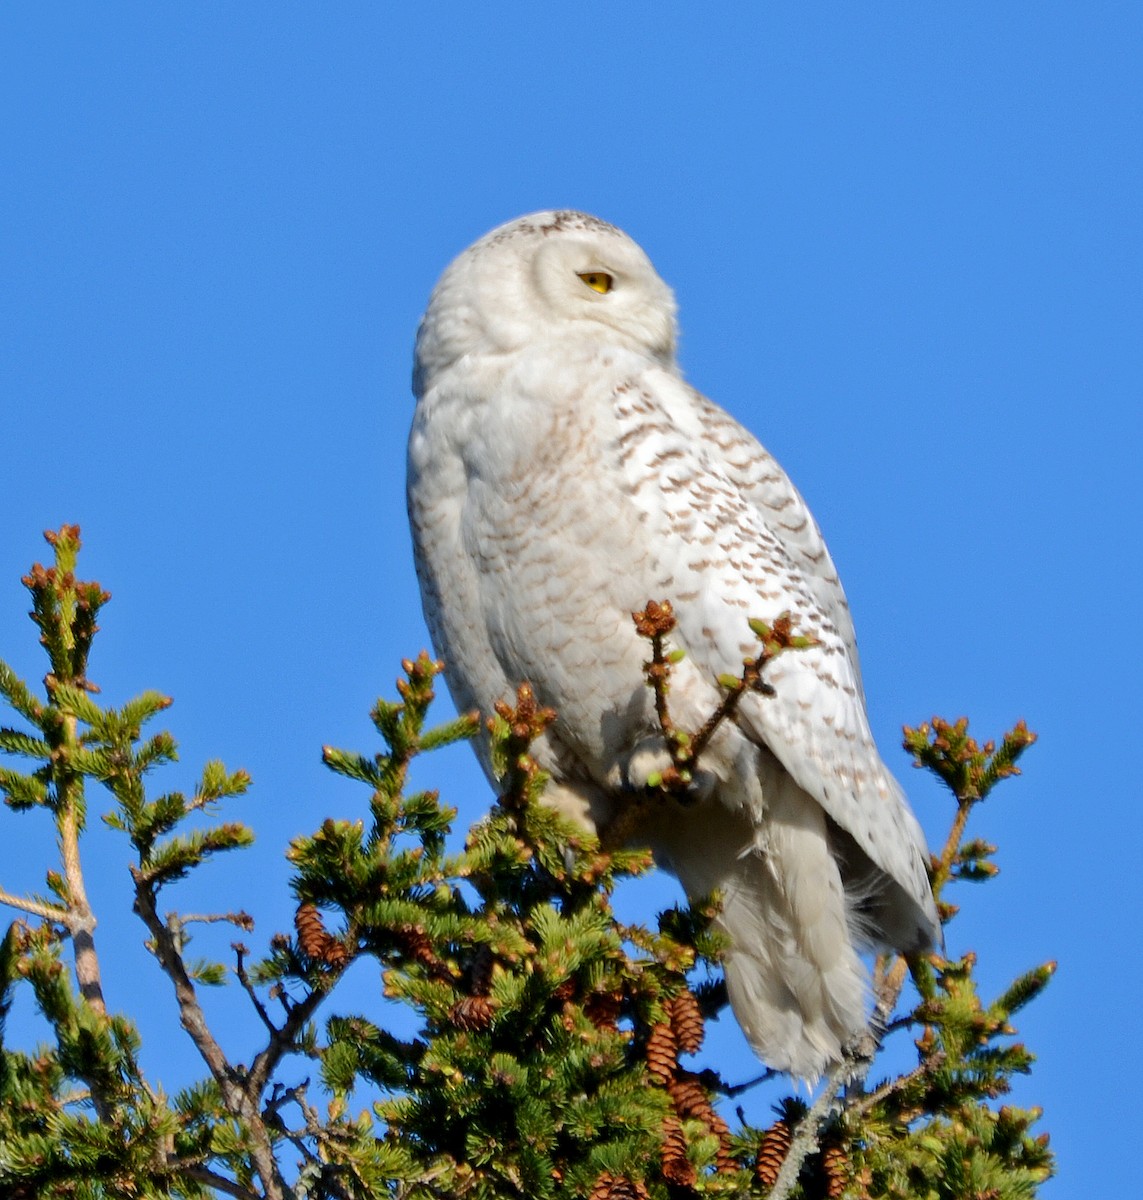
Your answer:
407;211;939;1080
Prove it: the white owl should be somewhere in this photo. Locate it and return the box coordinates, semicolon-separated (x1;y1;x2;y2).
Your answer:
407;211;940;1079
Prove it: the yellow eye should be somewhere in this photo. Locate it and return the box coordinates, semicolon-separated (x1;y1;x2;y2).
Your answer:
577;271;613;294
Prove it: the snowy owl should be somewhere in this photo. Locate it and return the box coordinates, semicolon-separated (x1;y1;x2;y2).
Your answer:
407;210;940;1079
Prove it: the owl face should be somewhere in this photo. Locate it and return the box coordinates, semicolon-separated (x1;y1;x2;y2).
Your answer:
414;211;678;395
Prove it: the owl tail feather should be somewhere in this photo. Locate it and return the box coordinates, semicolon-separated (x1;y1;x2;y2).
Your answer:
650;777;868;1082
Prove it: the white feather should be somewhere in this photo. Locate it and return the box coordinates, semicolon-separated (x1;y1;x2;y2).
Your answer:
407;210;940;1079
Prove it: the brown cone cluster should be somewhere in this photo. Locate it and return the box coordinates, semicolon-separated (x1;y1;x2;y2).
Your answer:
755;1115;794;1189
449;995;494;1031
294;903;349;968
392;921;456;983
660;1116;696;1187
820;1138;849;1199
449;943;498;1030
669;990;704;1054
640;988;736;1178
645;1021;678;1083
588;1172;650;1200
583;988;622;1031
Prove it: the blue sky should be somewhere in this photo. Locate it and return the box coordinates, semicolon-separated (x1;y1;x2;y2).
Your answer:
2;4;1140;1192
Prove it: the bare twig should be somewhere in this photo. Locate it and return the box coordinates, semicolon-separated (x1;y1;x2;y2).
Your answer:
234;942;279;1037
688;676;752;761
132;877;288;1200
264;1083;356;1200
718;1069;776;1097
247;986;328;1096
635;601;680;742
631;603;816;795
182;911;255;928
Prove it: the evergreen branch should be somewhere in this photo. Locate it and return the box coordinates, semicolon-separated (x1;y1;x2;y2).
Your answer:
0;764;50;810
138;823;256;886
188;760;251;812
0;726;52;758
994;961;1057;1018
47;681;104;728
0;887;69;924
849;1050;948;1119
0;658;45;724
321;746;384;786
416;710;481;752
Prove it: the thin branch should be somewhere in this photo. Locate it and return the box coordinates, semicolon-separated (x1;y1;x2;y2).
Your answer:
0;887;69;924
768;1058;852;1200
688;676;751;761
57;715;106;1016
247;985;328;1096
633;600;680;749
873;954;910;1033
133;890;236;1086
265;1084;356;1200
181;911;254;928
930;795;976;897
849;1051;947;1120
632;602;803;794
181;1165;262;1200
717;1068;776;1097
132;877;287;1200
234;943;279;1037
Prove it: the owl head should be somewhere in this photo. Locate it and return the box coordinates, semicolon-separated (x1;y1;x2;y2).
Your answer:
414;211;678;396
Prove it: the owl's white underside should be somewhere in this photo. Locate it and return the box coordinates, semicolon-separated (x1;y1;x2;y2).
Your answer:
407;210;939;1079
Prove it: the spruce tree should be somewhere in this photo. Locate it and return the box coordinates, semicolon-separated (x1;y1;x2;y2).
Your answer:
0;527;1053;1198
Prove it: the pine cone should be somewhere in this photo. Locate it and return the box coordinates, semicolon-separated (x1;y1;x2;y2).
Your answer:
552;977;577;1003
756;1118;793;1190
393;922;437;967
667;1074;710;1121
450;995;495;1031
295;904;349;968
645;1021;678;1083
669;989;705;1054
588;1172;650;1200
660;1116;696;1187
295;903;325;958
665;1072;736;1173
584;989;622;1030
821;1139;848;1198
707;1107;736;1174
393;922;456;983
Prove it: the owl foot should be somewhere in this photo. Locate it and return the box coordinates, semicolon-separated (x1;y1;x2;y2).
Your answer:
609;736;717;806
